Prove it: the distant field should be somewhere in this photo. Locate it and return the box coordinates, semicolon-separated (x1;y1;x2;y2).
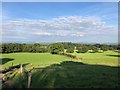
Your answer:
1;53;70;68
72;51;119;66
1;51;119;68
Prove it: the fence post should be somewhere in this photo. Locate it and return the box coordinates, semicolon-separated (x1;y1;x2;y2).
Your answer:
28;72;32;88
20;64;23;73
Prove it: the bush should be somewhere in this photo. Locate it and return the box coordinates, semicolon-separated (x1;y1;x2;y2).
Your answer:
77;47;88;53
92;47;98;53
66;48;74;53
60;53;76;58
49;43;64;54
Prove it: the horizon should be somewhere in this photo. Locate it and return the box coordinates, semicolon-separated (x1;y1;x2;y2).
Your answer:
1;41;118;45
2;2;118;43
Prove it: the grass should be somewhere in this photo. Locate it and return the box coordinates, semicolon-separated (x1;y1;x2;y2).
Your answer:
1;51;119;88
5;61;119;88
72;51;119;66
1;53;70;68
1;51;119;68
31;61;119;88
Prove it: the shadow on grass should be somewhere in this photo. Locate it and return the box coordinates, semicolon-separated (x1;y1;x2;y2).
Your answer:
106;54;120;57
8;61;119;88
0;58;14;64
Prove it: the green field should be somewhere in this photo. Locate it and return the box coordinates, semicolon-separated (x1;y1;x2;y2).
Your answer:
1;53;70;68
1;51;119;88
1;51;119;68
72;51;119;66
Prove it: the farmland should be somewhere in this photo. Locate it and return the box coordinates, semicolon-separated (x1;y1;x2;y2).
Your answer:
1;53;70;68
72;51;119;66
1;50;119;88
1;51;119;68
1;2;119;89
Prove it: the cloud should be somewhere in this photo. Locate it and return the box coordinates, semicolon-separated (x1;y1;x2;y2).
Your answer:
2;16;117;42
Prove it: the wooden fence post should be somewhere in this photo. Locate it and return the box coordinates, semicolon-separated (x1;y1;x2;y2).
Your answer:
20;64;23;73
28;72;32;88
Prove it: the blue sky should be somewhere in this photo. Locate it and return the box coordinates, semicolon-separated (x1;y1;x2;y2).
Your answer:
2;2;118;43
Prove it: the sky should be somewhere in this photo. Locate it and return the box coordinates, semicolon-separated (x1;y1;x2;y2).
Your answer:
1;2;118;43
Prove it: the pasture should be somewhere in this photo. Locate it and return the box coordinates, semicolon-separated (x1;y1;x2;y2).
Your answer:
1;51;119;88
1;51;119;68
1;53;70;68
72;51;119;66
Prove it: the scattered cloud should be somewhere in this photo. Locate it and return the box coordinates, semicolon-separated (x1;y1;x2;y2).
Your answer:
2;16;117;42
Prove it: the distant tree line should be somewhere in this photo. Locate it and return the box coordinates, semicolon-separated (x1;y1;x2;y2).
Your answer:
0;42;119;54
0;43;48;53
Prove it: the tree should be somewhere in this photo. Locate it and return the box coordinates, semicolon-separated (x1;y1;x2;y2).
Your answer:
101;45;109;51
92;46;98;53
66;48;74;53
49;43;64;54
1;43;118;54
77;46;88;53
